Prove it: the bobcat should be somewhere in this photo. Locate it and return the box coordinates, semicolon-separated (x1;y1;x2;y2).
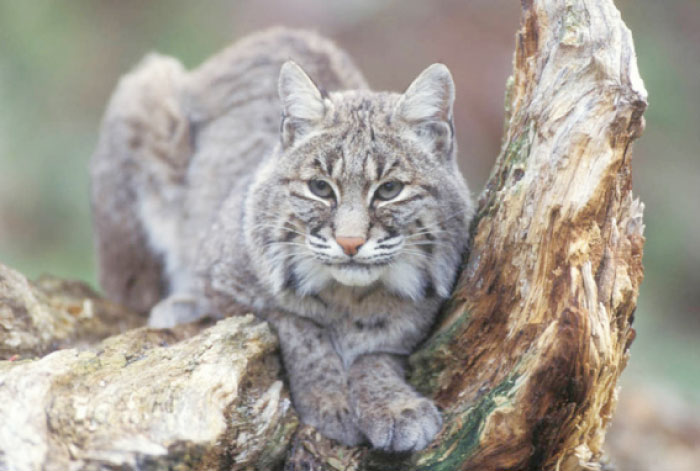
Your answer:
91;28;473;451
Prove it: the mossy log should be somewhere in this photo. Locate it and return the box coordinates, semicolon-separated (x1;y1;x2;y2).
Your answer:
0;0;646;470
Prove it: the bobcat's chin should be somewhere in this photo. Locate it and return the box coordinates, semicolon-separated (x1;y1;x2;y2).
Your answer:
328;263;385;287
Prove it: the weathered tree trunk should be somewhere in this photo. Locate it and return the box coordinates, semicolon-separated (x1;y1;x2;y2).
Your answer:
416;0;646;467
0;0;646;470
287;0;647;469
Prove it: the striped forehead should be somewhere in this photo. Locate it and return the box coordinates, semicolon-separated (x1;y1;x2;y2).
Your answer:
294;91;422;183
311;133;409;184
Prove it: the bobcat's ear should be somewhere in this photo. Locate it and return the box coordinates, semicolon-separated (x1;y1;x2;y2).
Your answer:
278;61;328;148
395;63;456;158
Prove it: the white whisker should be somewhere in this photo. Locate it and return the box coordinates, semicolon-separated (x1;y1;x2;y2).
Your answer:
264;241;308;248
405;232;446;241
403;241;448;248
399;249;429;258
269;251;312;262
257;224;307;237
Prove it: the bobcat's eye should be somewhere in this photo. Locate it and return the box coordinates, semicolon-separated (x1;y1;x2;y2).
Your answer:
309;179;334;199
375;181;404;201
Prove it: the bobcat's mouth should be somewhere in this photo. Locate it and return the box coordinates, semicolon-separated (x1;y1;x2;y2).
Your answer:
337;259;391;268
327;262;386;287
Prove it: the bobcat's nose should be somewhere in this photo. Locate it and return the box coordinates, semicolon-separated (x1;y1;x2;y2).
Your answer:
336;236;366;256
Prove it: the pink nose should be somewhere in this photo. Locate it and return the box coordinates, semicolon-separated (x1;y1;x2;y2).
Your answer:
336;236;366;256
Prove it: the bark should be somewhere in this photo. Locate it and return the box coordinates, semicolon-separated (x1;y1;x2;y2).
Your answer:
0;0;647;470
0;263;143;361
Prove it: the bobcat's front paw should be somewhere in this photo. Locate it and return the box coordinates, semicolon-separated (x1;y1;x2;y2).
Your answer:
148;294;203;328
355;394;442;452
296;389;364;447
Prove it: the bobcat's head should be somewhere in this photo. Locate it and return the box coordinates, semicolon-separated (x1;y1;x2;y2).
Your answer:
248;61;473;301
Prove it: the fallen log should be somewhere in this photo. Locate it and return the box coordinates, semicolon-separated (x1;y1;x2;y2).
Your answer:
0;264;143;361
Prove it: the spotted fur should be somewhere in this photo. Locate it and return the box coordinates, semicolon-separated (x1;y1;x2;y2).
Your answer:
91;28;473;452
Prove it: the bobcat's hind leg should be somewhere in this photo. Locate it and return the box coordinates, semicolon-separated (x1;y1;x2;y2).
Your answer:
92;199;166;315
91;54;191;315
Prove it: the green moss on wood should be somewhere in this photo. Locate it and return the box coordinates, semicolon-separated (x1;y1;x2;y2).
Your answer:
254;409;299;470
360;374;519;471
409;306;471;395
414;374;518;471
502;75;515;128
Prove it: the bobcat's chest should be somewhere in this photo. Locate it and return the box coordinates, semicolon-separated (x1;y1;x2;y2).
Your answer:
310;283;439;366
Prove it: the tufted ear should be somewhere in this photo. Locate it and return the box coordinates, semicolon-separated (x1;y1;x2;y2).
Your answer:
278;61;328;148
395;64;456;158
397;63;455;122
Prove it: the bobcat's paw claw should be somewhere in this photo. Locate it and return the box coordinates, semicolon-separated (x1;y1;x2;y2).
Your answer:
298;390;363;447
357;396;442;452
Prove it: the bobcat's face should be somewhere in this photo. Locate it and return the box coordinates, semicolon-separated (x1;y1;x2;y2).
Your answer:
250;62;472;301
283;123;467;296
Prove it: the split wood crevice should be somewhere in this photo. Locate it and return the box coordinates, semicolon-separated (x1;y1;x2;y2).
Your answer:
0;1;647;470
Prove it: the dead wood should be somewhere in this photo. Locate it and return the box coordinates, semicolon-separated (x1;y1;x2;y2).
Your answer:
288;0;647;469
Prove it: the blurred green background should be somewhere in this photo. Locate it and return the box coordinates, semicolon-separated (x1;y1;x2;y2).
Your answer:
0;0;698;407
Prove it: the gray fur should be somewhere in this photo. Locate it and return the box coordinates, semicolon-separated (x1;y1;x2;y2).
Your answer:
91;28;474;451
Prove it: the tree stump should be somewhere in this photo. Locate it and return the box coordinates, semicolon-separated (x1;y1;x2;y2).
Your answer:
287;0;647;469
